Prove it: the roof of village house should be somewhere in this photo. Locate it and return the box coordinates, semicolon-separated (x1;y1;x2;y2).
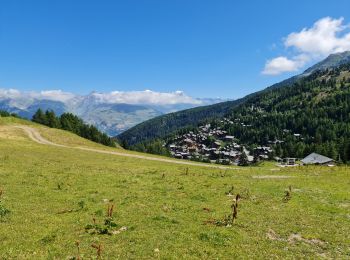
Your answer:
301;153;334;165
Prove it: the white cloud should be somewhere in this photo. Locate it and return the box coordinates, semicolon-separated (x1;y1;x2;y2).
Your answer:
90;90;202;105
37;90;76;102
285;17;350;55
263;17;350;75
0;89;22;99
0;89;75;103
262;56;302;75
0;89;76;109
0;88;203;107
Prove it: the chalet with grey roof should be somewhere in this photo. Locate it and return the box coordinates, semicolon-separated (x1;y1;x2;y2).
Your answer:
301;153;334;165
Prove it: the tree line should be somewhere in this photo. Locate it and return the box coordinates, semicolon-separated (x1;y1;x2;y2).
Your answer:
32;109;116;147
0;110;20;118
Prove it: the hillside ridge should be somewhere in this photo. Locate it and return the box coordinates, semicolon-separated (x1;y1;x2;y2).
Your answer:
118;51;350;147
118;54;350;164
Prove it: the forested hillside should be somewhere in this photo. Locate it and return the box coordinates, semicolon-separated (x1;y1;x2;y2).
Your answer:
118;52;350;150
116;100;243;147
120;60;350;163
219;63;350;162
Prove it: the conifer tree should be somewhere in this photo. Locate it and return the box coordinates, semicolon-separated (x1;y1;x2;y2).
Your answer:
238;152;249;166
32;108;47;125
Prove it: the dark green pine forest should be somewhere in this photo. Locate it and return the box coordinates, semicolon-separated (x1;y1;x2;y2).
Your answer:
119;62;350;163
221;64;350;162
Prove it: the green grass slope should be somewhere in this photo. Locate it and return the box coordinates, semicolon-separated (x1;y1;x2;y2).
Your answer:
0;118;349;258
0;117;120;150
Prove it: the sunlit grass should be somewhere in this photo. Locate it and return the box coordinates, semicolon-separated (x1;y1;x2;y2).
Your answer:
0;117;349;258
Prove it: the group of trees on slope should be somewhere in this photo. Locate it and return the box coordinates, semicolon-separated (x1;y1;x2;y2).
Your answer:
32;109;116;147
0;110;20;118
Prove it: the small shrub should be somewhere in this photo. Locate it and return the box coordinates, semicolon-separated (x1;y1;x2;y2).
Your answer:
199;232;231;246
0;204;10;220
57;183;63;190
85;204;124;235
240;188;251;200
40;233;57;244
0;190;10;221
94;209;103;216
1;155;9;161
225;185;234;196
78;200;85;210
152;215;179;224
283;185;292;202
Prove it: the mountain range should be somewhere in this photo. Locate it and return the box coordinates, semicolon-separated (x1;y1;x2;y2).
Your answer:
0;90;224;136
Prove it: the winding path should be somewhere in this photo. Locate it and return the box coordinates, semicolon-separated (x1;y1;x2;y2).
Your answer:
15;125;237;170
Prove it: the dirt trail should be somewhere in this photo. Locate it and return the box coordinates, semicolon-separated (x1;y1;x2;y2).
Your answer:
14;125;237;170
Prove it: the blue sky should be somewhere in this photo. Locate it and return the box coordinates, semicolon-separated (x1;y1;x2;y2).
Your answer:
1;0;350;99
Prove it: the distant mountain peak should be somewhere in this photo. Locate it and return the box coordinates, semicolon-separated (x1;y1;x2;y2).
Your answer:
0;88;224;135
303;50;350;75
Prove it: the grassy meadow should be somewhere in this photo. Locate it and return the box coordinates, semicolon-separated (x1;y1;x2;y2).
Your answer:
0;117;349;259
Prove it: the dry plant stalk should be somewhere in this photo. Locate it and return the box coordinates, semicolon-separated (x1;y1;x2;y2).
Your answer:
231;194;241;223
107;204;114;218
75;240;81;260
91;244;102;258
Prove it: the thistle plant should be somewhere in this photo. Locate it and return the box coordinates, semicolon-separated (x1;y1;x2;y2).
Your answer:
85;204;121;235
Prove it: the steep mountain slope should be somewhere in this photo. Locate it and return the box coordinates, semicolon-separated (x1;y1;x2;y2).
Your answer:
118;52;350;162
117;99;246;147
303;51;350;74
213;63;350;162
